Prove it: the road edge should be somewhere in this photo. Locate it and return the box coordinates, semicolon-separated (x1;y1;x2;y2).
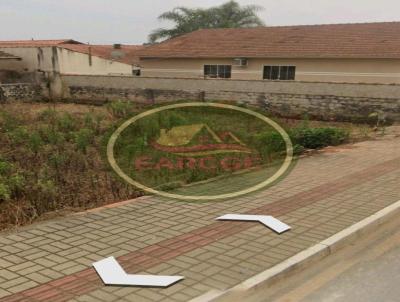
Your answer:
190;199;400;302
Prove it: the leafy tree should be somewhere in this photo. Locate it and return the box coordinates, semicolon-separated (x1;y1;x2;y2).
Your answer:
149;0;264;43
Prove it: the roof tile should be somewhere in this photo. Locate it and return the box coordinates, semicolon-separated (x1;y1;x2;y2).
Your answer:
138;22;400;59
0;39;82;47
60;44;145;65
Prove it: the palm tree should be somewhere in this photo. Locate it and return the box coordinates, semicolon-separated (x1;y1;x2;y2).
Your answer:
148;1;265;43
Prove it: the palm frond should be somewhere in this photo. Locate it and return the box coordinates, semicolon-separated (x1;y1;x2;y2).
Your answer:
148;0;266;42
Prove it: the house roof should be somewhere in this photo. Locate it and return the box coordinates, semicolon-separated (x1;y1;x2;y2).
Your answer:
60;44;145;65
0;39;82;47
0;51;21;60
138;21;400;59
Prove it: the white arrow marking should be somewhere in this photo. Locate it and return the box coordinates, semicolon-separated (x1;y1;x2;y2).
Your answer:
93;257;184;287
216;214;291;234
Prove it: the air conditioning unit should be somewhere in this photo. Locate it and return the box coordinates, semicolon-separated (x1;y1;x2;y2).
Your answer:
233;58;248;66
111;50;125;60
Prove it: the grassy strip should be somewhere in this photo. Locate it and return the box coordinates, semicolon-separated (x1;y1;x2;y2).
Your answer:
0;101;363;229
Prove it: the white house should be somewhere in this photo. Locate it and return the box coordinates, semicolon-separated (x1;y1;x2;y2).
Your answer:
0;39;144;76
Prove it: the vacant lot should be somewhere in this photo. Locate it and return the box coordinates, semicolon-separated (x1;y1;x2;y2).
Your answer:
0;101;375;230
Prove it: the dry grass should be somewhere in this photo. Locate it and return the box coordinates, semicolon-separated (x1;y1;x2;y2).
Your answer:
0;101;142;230
0;101;377;230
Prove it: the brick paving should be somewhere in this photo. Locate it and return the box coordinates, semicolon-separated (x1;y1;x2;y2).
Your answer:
0;134;399;302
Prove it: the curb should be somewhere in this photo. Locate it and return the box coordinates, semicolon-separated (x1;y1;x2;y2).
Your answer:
190;199;400;302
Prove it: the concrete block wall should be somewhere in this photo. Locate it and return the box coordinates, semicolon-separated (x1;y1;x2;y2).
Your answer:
1;74;399;122
60;75;400;122
0;83;45;102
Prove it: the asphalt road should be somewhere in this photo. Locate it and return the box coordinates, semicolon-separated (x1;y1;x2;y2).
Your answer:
291;231;400;302
235;211;400;302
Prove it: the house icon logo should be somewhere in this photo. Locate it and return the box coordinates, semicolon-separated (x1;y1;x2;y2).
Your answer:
107;102;294;201
151;124;252;156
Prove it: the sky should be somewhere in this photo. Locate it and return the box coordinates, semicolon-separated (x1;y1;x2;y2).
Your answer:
0;0;399;45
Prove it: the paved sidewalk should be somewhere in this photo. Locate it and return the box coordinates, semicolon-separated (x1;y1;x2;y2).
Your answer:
0;135;399;302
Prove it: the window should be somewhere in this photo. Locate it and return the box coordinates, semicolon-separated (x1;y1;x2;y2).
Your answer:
132;65;141;76
132;69;141;76
263;66;296;80
204;65;231;79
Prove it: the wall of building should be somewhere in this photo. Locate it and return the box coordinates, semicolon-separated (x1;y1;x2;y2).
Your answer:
57;48;133;75
0;59;25;72
0;47;57;73
140;58;400;84
0;71;41;84
60;75;400;121
0;83;45;102
0;47;133;76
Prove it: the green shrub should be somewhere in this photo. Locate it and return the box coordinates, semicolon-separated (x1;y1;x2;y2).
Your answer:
106;100;133;118
48;153;66;168
28;131;44;153
36;178;57;207
38;108;57;123
7;174;25;193
7;126;29;144
290;127;349;149
253;127;349;158
0;160;13;175
166;112;187;128
0;183;10;201
0;157;25;200
84;112;104;134
57;113;76;132
0;111;19;132
74;128;94;153
39;126;65;145
292;144;305;155
253;131;286;154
